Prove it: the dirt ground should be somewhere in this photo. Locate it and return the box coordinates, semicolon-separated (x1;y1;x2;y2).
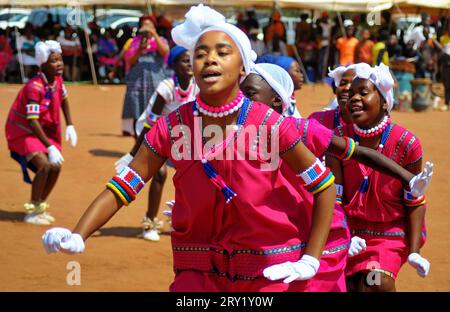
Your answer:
0;83;448;291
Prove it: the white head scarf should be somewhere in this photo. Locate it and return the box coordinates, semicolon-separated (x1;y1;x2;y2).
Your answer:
353;62;395;112
328;64;356;87
35;40;62;67
250;63;294;113
171;4;257;76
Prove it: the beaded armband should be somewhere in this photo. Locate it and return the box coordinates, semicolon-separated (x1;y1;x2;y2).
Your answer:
26;104;40;120
336;184;344;204
404;189;426;207
106;166;145;205
297;159;335;194
143;112;160;129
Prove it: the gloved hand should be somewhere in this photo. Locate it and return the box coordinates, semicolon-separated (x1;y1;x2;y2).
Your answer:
114;153;133;174
263;254;320;283
47;145;64;165
409;161;433;197
42;227;85;254
408;253;430;277
65;125;78;147
348;236;366;257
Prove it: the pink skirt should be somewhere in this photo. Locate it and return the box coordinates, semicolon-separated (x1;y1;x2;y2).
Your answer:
170;270;310;292
8;134;61;156
306;227;350;292
345;217;426;279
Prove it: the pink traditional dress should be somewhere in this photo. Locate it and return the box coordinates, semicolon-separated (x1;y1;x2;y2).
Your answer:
282;117;350;291
308;108;345;130
145;98;328;292
5;73;66;183
336;122;427;279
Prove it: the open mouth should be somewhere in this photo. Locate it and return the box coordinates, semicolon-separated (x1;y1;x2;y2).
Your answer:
201;69;221;83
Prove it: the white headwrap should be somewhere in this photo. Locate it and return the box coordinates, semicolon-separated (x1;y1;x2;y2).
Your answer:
171;4;257;76
328;64;356;87
353;62;395;112
35;40;62;67
250;63;294;113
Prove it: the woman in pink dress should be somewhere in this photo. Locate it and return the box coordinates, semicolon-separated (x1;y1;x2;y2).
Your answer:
240;62;432;291
5;40;77;225
328;63;431;291
308;64;356;129
42;5;338;292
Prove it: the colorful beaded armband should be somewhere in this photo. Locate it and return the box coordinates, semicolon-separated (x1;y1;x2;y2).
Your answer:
26;103;40;120
297;159;335;194
106;166;145;205
144;112;160;129
337;137;356;160
336;184;343;204
404;189;426;207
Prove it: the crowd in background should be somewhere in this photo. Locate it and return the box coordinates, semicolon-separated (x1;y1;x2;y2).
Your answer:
0;9;448;89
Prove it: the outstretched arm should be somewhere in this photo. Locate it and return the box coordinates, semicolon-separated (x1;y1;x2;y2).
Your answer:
327;135;414;186
263;141;335;283
74;144;166;241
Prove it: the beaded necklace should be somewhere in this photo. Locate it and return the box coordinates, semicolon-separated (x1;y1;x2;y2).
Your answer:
193;97;250;203
195;91;244;118
40;72;56;107
354;115;391;138
173;75;194;103
354;119;393;193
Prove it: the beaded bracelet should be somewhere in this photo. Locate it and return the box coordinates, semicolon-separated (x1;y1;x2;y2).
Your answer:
336;137;356;161
143;112;161;129
336;184;343;204
404;189;426;207
106;166;145;205
297;158;335;194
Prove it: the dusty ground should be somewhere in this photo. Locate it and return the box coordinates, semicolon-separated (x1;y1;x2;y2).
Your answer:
0;83;448;291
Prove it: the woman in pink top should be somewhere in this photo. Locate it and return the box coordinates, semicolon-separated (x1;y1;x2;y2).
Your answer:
5;41;77;225
308;64;356;129
241;62;431;292
42;5;337;292
329;63;431;291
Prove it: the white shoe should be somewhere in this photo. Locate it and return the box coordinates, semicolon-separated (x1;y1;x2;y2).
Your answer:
24;212;51;225
40;211;55;223
38;202;55;222
142;216;163;242
143;228;160;241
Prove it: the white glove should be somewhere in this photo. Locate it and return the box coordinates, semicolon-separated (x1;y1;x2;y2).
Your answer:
47;145;64;165
65;125;77;147
263;254;320;283
42;227;83;253
42;227;85;254
409;161;433;197
408;253;430;278
348;236;366;257
114;153;133;174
